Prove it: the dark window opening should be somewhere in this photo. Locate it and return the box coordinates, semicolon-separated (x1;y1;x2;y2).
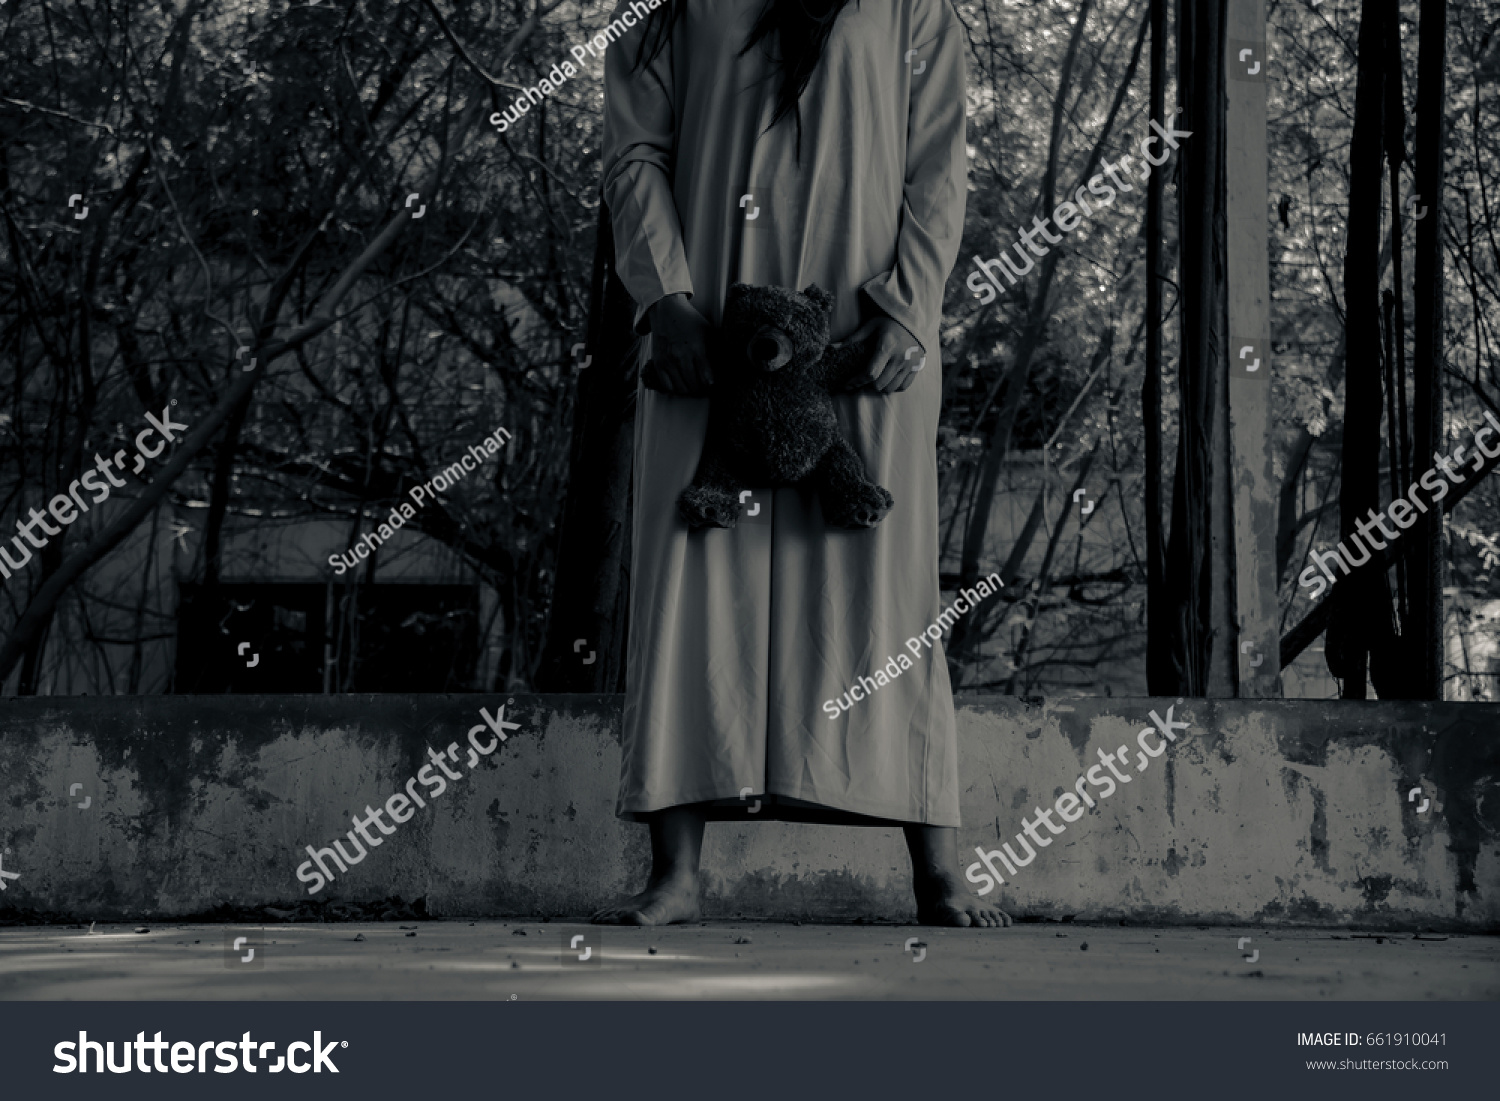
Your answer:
175;583;481;694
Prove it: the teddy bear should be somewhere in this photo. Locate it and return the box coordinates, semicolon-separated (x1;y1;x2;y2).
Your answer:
677;282;895;531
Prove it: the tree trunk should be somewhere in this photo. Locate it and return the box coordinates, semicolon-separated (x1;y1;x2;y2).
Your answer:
1162;0;1234;695
1409;0;1448;698
1143;0;1170;693
1328;0;1397;699
535;203;639;692
1281;439;1500;666
202;390;254;586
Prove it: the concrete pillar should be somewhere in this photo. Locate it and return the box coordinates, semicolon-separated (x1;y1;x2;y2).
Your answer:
1226;0;1280;697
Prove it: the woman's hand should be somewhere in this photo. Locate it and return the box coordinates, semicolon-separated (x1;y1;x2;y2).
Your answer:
643;293;715;395
842;315;926;393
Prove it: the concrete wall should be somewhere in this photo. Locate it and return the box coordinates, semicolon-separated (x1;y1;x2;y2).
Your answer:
1;695;1496;929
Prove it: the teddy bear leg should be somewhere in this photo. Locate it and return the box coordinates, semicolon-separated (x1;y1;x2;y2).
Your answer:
814;437;894;529
678;447;743;530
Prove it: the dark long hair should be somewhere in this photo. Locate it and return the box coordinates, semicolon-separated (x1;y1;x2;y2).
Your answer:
631;0;859;157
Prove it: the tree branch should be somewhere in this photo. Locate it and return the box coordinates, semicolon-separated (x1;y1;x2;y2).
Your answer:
1280;432;1500;669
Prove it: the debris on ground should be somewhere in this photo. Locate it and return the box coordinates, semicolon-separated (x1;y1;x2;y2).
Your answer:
7;923;1493;999
734;935;752;944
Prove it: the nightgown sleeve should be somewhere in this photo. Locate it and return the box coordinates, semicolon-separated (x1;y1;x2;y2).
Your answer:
859;0;968;355
601;6;695;334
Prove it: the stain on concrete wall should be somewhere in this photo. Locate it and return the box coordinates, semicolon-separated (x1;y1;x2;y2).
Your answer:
1;695;1495;929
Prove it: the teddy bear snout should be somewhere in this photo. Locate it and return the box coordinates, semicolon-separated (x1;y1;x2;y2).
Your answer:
748;326;793;371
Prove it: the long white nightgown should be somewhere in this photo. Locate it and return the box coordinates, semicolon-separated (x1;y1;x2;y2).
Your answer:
602;0;969;825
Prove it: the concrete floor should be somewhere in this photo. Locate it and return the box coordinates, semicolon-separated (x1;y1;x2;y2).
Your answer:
2;922;1496;1000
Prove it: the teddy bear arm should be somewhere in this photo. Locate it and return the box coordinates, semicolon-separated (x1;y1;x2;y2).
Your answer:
814;435;894;529
678;435;743;530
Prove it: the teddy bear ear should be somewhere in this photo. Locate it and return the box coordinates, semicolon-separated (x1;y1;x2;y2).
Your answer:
800;284;835;313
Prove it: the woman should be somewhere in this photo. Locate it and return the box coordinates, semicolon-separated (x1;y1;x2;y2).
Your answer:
593;0;1008;929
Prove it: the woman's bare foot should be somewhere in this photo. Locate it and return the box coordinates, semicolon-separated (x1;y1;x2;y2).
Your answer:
593;805;707;926
592;874;702;925
904;823;1012;928
913;871;1011;927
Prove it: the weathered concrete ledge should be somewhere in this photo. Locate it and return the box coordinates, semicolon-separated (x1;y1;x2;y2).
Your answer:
1;696;1496;929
